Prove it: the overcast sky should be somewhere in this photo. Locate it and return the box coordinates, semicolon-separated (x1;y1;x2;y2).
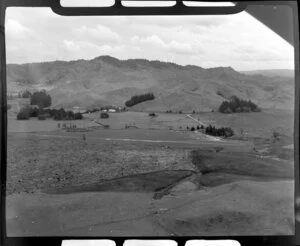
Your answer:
5;6;294;71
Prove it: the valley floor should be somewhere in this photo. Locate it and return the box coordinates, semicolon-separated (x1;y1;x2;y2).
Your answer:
6;109;295;236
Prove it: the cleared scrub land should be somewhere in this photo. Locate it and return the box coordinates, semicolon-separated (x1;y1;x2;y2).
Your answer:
6;108;295;236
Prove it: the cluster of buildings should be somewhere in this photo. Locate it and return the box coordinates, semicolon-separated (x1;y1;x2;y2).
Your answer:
69;105;126;114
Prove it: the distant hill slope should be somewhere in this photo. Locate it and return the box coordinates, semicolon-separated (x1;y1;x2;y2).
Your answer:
7;56;294;112
240;69;294;78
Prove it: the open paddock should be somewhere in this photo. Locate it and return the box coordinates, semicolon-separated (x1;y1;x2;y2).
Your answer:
6;107;295;236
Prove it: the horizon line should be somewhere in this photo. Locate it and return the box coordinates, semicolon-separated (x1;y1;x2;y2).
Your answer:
6;55;295;72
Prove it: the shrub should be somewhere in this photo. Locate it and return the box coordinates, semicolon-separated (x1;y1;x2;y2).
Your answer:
272;130;280;141
74;112;83;120
219;96;260;113
100;112;109;119
196;125;200;130
38;115;46;120
125;92;155;107
65;111;75;120
17;107;30;120
149;112;156;117
28;107;40;117
53;109;74;120
21;90;32;98
191;126;195;131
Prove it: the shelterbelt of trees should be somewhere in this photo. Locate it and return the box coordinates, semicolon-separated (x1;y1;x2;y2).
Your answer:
125;92;155;107
17;106;84;121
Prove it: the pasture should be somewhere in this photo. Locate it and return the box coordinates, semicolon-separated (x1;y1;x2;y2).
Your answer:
8;107;294;139
6;106;295;236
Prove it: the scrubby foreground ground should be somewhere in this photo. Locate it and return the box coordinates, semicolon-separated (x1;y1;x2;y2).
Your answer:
6;110;295;236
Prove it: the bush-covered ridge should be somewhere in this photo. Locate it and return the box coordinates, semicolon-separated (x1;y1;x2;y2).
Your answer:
218;96;260;113
125;93;155;107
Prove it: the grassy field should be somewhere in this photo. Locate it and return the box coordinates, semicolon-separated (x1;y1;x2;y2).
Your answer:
6;106;295;236
8;107;294;138
6;107;294;195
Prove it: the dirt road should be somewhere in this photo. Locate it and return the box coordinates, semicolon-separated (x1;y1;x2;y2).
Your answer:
25;130;253;151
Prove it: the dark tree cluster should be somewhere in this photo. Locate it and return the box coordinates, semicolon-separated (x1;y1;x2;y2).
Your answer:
21;90;32;98
182;123;233;137
49;109;83;120
28;107;39;117
197;125;205;130
125;93;155;107
30;90;52;108
165;110;173;113
17;106;83;121
100;112;109;119
218;96;260;113
17;90;32;98
184;125;204;132
17;107;31;120
205;124;234;138
148;112;157;117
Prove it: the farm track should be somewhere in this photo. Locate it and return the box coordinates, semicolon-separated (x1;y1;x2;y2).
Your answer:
26;132;250;148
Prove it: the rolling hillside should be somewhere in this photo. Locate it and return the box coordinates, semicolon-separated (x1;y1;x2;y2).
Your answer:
7;56;294;112
240;69;294;78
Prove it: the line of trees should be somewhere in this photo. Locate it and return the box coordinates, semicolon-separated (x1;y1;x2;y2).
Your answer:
218;96;260;113
17;106;83;121
180;124;233;138
125;92;155;107
100;112;109;119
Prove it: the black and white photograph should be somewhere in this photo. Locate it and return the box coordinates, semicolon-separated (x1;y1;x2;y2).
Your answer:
5;4;295;236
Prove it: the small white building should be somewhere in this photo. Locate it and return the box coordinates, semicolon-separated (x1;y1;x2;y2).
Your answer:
108;109;116;113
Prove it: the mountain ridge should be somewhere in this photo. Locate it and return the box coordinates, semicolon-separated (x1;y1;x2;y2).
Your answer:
7;55;294;112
